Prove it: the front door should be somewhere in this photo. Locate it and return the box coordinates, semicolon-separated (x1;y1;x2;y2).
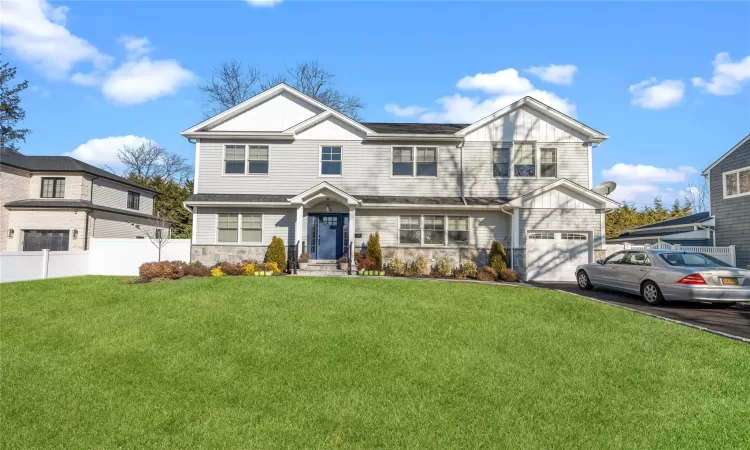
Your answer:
309;214;346;260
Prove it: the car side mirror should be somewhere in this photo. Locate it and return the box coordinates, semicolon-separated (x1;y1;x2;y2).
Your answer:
596;259;605;265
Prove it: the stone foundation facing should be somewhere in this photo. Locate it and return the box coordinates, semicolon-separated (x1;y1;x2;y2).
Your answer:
376;247;490;268
191;245;268;265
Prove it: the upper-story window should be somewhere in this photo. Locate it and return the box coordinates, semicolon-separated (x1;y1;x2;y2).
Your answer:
514;142;535;177
392;146;438;177
127;191;140;210
493;148;510;178
224;145;246;174
320;146;342;176
40;177;65;198
724;166;750;198
540;148;557;178
248;146;269;174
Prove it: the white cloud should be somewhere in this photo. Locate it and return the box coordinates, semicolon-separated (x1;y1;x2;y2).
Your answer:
245;0;283;6
629;78;685;109
386;66;577;123
692;52;750;96
0;0;112;78
526;64;578;85
71;72;103;87
384;104;427;117
30;85;51;98
601;163;699;205
102;58;195;105
119;36;154;60
65;136;153;165
456;68;534;94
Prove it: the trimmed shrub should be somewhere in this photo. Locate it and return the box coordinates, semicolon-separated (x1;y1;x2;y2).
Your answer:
366;232;383;269
386;257;407;276
435;259;453;277
139;261;187;280
408;256;430;276
220;261;245;276
243;262;256;276
267;236;287;271
489;241;508;272
185;261;211;277
476;266;498;282
462;261;478;278
499;268;519;282
211;267;225;277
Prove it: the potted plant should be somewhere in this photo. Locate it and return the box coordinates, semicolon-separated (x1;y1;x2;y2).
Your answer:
339;255;349;271
298;252;310;270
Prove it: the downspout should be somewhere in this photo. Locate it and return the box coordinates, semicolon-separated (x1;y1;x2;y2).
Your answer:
457;139;466;204
500;206;514;270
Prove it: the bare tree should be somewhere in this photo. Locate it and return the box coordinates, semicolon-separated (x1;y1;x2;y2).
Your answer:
198;60;262;117
117;142;192;182
685;177;709;213
282;60;365;119
130;214;172;262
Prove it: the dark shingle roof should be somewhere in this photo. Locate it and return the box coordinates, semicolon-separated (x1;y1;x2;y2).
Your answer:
186;193;510;206
3;199;166;221
361;123;469;135
0;150;157;193
632;212;711;230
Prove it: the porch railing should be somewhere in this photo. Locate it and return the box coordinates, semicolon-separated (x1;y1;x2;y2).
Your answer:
287;240;300;274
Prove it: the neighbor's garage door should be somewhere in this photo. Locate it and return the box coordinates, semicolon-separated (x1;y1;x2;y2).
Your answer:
526;231;591;281
22;230;70;252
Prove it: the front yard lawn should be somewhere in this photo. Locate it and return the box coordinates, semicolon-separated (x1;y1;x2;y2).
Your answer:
2;276;748;449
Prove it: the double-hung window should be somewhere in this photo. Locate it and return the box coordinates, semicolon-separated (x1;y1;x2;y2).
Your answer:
493;148;510;178
540;148;557;178
320;146;342;176
448;216;469;245
40;177;65;198
416;147;437;177
423;215;445;245
217;213;262;243
241;214;262;242
224;145;246;174
514;142;535;177
392;147;413;176
127;191;140;210
399;215;421;244
724;167;750;198
248;146;269;174
217;214;239;242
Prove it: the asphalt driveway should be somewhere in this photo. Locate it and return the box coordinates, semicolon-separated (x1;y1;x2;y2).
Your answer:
531;282;750;342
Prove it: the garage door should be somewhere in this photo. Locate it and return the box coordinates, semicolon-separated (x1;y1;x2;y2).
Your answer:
22;230;70;252
526;231;590;281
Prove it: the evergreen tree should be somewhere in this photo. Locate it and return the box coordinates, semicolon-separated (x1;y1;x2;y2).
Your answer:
0;59;31;153
366;232;382;269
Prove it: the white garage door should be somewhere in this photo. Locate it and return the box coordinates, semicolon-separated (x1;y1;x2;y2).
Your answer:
526;231;591;281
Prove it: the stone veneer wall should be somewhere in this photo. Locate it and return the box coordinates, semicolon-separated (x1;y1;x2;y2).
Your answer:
191;245;269;265
377;247;491;268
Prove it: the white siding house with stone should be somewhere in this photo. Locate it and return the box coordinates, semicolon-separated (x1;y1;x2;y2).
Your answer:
183;84;620;281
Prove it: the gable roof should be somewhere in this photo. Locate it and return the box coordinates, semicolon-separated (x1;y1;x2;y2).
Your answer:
628;211;711;231
455;96;609;142
702;133;750;175
0;149;157;193
182;83;374;136
506;178;620;209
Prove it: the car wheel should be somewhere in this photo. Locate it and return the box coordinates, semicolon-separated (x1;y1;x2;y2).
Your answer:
641;281;664;305
577;270;593;290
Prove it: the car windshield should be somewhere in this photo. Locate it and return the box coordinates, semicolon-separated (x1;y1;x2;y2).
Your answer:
658;252;731;267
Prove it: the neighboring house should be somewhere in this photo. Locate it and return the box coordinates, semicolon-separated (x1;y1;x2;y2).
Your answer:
0;149;166;252
702;133;750;269
607;212;715;246
182;84;620;282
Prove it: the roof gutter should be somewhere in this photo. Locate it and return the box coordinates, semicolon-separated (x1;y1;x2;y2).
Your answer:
180;132;295;140
364;134;464;142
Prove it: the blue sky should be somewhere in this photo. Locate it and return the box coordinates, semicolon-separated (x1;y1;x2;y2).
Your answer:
3;0;749;207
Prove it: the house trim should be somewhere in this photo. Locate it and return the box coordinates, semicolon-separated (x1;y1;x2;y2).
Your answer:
702;133;750;175
506;178;620;209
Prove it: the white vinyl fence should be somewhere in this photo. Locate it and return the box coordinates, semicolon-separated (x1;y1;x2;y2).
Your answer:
603;242;737;266
0;238;191;283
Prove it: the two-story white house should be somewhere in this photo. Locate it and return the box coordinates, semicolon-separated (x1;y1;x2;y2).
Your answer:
182;84;619;281
0;149;166;252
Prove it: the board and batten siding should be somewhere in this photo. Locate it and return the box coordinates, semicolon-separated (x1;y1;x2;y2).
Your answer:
709;137;750;269
194;207;296;246
92;178;154;215
518;208;603;249
463;106;588;143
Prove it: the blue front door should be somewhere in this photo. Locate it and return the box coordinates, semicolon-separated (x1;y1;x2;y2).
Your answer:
309;214;346;260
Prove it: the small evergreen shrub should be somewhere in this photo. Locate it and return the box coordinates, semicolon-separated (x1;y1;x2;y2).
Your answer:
386;257;407;276
366;232;383;269
408;256;430;276
477;266;498;282
267;236;287;271
220;262;245;276
462;261;478;278
488;241;508;272
435;259;453;277
499;268;519;282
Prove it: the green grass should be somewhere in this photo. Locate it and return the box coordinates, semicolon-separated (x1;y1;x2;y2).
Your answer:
2;276;748;449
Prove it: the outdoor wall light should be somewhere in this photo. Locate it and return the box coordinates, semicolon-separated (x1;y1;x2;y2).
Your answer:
7;229;14;238
324;197;331;213
72;229;79;239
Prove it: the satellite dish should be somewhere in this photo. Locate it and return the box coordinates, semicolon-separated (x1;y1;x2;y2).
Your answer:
593;181;617;196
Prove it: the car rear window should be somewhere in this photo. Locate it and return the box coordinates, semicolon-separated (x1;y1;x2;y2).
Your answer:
658;252;731;267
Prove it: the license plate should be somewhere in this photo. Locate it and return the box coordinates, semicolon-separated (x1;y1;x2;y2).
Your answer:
720;277;738;285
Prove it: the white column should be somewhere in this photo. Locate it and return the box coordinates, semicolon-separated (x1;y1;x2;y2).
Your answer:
348;207;356;252
295;205;303;256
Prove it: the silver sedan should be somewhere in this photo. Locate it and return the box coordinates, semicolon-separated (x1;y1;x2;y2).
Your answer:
575;249;750;305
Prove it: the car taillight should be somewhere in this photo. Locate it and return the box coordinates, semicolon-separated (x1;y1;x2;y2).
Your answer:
678;274;707;285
